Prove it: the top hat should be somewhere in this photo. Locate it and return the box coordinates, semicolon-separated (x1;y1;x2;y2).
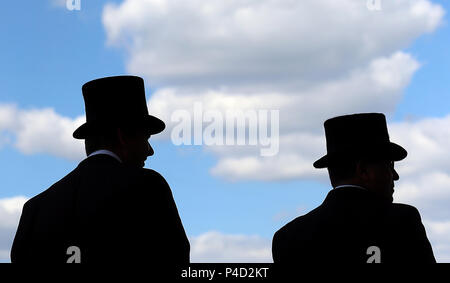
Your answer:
313;113;407;168
73;75;165;139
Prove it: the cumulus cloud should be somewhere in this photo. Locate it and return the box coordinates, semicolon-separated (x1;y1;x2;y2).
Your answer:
0;196;28;262
209;113;450;183
395;171;450;219
0;105;16;131
209;132;327;182
148;51;420;139
146;51;421;170
390;116;450;178
155;51;418;181
0;104;85;161
387;115;450;227
103;0;443;90
423;220;450;262
190;231;272;263
103;0;439;182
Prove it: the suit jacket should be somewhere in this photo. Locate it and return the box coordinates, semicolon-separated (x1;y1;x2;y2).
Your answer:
272;186;435;263
11;154;190;264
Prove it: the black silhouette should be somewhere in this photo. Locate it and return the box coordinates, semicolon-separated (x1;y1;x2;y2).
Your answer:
272;113;435;263
11;76;190;264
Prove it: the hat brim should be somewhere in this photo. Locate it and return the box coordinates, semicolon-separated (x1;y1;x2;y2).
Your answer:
313;142;407;169
73;115;166;139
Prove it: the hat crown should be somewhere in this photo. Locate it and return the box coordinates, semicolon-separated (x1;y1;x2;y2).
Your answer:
324;113;389;154
82;75;149;125
73;75;166;139
313;113;407;168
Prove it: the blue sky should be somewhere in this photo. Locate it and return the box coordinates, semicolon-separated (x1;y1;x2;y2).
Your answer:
396;7;450;120
1;0;450;262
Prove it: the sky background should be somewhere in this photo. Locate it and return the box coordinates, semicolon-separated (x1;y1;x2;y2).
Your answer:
0;0;449;262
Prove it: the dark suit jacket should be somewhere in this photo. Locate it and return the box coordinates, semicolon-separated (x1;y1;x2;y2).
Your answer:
11;154;190;264
272;186;435;263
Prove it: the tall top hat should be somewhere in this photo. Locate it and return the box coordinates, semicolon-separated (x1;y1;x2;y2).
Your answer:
73;75;165;139
313;113;407;168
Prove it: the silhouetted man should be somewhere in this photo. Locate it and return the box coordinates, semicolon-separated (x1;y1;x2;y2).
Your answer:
11;76;190;264
272;113;435;263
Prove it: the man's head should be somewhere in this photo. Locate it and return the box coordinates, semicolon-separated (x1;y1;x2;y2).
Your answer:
314;113;407;202
328;158;399;202
73;76;165;167
84;126;153;168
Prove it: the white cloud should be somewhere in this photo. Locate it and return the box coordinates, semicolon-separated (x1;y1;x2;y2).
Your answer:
148;51;420;140
146;52;421;173
103;0;443;90
209;132;327;182
395;171;450;220
101;0;442;182
14;108;85;160
124;0;426;182
0;196;28;263
190;231;272;263
0;196;27;229
0;104;17;131
390;115;450;178
390;115;450;262
424;220;450;262
0;104;85;161
102;0;446;185
387;116;450;245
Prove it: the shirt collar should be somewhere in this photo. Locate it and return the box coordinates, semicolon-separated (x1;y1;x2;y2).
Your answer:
87;149;122;163
334;184;367;191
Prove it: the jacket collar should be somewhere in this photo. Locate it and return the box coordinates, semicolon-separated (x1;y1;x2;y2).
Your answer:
78;153;122;168
87;149;122;163
334;184;367;191
324;185;389;204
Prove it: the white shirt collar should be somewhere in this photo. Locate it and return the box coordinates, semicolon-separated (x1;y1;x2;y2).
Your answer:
87;149;122;163
334;184;367;191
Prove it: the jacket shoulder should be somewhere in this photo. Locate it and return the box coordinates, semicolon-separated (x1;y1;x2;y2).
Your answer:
390;203;421;220
139;168;167;181
274;206;321;241
392;202;419;212
272;207;323;262
128;168;170;188
22;166;79;207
